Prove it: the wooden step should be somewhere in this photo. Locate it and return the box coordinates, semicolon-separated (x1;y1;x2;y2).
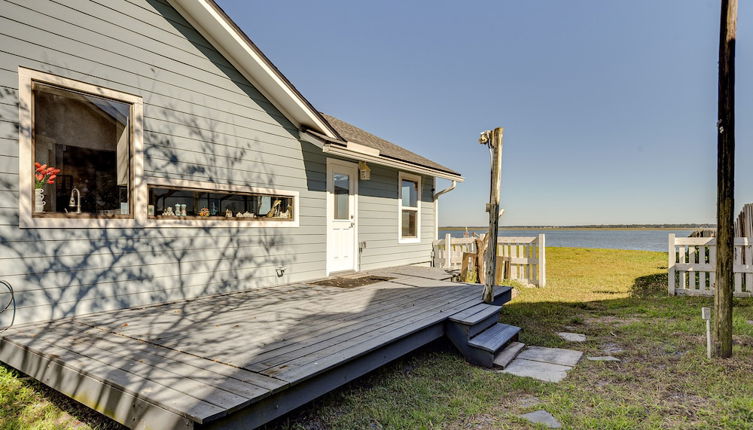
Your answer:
449;304;501;325
468;323;520;353
491;286;514;306
493;341;525;369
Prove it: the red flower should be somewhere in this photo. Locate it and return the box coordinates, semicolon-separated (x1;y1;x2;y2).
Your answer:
35;164;46;173
35;173;44;181
34;162;41;168
47;179;54;184
48;174;56;181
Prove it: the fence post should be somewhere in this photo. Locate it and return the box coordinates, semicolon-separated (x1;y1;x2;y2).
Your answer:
668;234;676;295
444;233;452;269
537;234;546;287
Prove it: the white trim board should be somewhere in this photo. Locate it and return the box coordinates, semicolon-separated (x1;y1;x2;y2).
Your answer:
167;0;339;139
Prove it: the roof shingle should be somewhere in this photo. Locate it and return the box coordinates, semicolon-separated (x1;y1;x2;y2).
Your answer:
321;113;461;177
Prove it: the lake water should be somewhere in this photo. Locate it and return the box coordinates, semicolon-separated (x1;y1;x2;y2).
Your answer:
437;229;696;252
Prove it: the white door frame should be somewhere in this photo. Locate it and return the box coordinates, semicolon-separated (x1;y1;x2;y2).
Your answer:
326;158;359;275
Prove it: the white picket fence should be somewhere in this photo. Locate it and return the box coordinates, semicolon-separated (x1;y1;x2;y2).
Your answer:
668;234;753;296
432;234;546;287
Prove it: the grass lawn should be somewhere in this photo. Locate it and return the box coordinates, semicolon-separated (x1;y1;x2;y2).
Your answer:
3;247;753;429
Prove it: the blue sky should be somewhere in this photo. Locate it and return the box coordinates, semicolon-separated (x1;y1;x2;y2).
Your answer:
217;1;752;227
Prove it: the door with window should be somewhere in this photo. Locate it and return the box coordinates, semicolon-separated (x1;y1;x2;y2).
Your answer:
327;160;358;273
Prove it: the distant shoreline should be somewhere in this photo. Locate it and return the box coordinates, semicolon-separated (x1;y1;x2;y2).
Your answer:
440;226;705;231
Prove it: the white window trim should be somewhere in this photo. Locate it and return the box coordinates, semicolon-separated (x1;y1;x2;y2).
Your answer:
17;67;302;230
398;171;421;244
144;178;300;228
18;67;146;229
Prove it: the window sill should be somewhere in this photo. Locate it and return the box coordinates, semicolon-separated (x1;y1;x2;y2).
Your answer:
143;218;299;228
21;216;140;229
19;216;300;229
398;237;421;244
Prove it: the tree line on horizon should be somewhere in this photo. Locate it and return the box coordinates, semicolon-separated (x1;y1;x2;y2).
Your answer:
440;224;716;230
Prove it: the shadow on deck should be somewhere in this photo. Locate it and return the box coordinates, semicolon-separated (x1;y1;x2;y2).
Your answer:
0;266;501;429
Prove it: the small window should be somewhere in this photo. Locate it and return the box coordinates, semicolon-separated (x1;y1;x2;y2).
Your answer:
148;186;294;221
399;173;421;242
333;173;350;220
32;82;132;217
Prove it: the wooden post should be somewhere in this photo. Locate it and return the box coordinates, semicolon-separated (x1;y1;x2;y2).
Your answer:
668;234;676;295
481;128;504;303
475;234;488;284
713;0;737;359
444;233;452;269
537;234;546;287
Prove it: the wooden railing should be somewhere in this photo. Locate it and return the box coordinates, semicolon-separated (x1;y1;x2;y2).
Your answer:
432;234;546;287
668;234;753;296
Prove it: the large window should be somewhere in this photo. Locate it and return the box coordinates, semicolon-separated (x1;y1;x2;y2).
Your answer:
32;82;132;217
148;186;294;221
398;172;421;242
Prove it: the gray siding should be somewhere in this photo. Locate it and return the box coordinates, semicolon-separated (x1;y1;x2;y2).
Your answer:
0;0;327;325
0;0;439;326
357;164;436;271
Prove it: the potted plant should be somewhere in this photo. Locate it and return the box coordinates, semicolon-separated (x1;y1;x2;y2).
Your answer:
34;162;60;213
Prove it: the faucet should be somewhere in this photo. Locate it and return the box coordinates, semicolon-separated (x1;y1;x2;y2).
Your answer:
69;187;81;214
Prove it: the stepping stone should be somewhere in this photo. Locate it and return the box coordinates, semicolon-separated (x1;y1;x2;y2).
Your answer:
519;410;562;428
601;342;624;354
557;332;586;342
517;346;582;367
517;395;541;408
587;356;620;362
502;359;572;383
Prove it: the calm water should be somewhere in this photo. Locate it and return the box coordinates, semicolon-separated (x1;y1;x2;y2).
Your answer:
438;229;696;252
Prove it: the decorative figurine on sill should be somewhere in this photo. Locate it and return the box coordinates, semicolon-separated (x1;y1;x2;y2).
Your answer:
180;204;187;217
163;207;175;216
175;203;181;217
266;199;283;218
199;207;209;217
225;209;233;218
211;202;218;216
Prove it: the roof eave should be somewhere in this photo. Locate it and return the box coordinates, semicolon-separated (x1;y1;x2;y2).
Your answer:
167;0;342;140
322;144;464;182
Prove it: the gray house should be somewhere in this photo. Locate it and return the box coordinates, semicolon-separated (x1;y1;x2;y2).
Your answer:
0;0;463;327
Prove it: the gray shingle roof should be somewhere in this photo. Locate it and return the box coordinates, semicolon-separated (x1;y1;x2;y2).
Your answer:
321;113;461;177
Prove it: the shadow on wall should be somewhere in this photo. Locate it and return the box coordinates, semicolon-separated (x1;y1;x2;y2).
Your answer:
0;0;328;329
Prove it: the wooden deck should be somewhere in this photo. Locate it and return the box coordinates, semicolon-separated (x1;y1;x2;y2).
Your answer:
0;266;500;430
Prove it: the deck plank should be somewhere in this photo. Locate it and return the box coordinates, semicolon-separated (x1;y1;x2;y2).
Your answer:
15;322;286;392
91;282;417;344
0;266;490;429
9;325;277;404
0;336;225;423
273;293;484;381
262;289;483;380
247;286;479;372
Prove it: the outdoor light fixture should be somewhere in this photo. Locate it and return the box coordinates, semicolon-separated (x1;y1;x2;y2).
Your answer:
358;161;371;180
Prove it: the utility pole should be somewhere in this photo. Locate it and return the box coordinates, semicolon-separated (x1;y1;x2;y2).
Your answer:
714;0;737;358
479;128;504;303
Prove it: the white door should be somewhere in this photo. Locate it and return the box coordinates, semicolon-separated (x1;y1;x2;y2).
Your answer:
327;160;357;274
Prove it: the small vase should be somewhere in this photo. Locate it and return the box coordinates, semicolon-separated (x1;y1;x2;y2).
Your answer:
34;188;45;213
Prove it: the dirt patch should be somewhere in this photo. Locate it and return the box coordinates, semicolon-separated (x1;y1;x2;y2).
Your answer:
584;315;640;327
312;275;395;288
445;413;500;430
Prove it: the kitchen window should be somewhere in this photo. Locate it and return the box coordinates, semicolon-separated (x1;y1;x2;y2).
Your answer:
18;67;145;228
